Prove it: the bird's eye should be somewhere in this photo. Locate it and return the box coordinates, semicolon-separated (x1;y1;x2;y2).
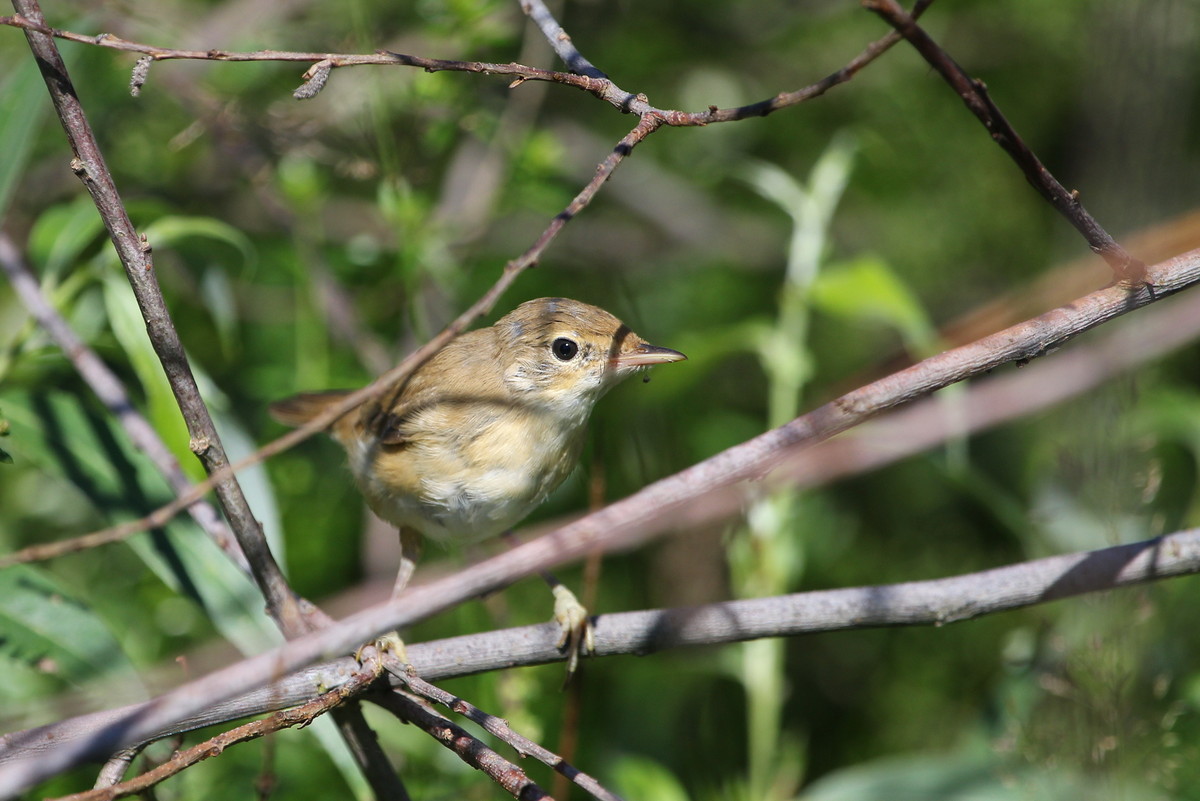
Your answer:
552;337;579;361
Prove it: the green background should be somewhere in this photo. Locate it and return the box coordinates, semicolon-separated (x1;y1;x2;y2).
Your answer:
2;0;1200;798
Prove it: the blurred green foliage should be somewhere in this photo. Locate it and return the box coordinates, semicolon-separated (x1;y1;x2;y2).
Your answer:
2;0;1200;798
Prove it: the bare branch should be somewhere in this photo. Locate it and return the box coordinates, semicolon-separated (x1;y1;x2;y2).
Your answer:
2;246;1199;794
370;690;553;801
390;662;624;801
0;7;908;124
17;240;1196;797
862;0;1145;283
45;657;385;801
519;0;606;79
663;0;934;125
0;13;625;105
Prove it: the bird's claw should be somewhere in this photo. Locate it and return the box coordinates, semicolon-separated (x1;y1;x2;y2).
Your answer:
552;584;594;678
356;630;409;667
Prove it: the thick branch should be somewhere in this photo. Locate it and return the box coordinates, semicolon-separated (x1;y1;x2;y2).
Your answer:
2;247;1198;796
6;245;1196;784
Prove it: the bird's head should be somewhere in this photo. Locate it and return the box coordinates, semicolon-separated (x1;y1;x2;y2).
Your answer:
495;297;686;416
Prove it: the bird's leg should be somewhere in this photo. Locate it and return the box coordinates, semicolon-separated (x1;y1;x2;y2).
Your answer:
502;532;594;677
358;526;423;666
393;525;423;596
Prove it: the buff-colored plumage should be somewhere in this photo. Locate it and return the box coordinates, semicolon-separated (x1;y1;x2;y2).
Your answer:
270;298;685;551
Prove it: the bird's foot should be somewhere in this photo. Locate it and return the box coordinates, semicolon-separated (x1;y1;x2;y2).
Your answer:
356;630;409;667
552;584;594;678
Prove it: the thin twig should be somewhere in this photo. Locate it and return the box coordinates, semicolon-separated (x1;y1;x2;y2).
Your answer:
662;0;934;126
370;690;553;801
1;7;906;124
0;13;623;105
519;0;606;78
387;657;624;801
862;0;1145;283
45;657;385;801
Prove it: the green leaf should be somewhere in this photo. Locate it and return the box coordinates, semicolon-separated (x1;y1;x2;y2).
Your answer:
0;564;134;683
101;271;196;477
1;390;281;655
0;60;54;221
28;196;108;285
812;255;938;357
611;755;692;801
140;215;257;275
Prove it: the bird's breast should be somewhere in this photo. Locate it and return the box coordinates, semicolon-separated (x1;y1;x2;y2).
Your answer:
347;401;585;544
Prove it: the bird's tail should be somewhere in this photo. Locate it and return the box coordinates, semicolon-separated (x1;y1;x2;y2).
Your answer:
268;390;355;428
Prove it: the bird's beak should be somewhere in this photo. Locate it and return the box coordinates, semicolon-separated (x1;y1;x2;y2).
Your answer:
613;343;688;369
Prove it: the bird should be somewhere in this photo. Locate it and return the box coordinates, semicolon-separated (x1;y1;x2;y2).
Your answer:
269;297;686;671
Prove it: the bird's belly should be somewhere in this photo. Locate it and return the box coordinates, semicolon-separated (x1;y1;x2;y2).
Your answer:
350;415;580;545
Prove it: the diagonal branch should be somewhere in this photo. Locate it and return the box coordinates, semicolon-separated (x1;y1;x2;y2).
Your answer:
370;690;554;801
519;0;606;79
391;664;623;801
45;656;386;801
11;0;308;637
862;0;1145;283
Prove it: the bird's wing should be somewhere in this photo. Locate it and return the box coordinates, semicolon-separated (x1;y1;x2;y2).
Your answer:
368;327;505;446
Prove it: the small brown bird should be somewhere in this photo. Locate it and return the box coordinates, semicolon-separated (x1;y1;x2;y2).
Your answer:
270;297;685;668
